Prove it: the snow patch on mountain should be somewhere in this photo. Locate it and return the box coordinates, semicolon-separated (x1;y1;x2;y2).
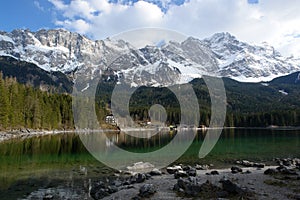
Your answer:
0;34;14;44
279;89;288;95
0;29;299;86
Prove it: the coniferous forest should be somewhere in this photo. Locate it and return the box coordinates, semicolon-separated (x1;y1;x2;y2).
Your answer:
0;72;73;130
0;70;300;131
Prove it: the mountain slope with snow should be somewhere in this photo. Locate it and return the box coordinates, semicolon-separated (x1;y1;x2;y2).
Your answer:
0;29;299;86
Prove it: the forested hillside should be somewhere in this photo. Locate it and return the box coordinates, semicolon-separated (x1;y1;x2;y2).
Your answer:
1;67;300;130
0;56;73;93
0;73;73;130
97;73;300;127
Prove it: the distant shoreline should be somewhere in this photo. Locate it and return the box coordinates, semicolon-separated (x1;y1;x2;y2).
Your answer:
1;126;300;142
0;129;74;142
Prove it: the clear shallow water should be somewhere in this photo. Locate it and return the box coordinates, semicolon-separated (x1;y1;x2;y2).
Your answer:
0;128;299;198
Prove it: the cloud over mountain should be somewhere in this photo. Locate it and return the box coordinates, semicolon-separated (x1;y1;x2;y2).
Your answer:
48;0;300;57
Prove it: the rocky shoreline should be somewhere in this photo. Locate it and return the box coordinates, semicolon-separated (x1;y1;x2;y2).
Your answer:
0;129;75;142
22;158;300;200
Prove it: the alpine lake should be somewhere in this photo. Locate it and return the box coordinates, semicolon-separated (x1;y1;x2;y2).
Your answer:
0;128;299;199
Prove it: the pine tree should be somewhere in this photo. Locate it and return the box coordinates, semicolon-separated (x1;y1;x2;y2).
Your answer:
0;73;9;129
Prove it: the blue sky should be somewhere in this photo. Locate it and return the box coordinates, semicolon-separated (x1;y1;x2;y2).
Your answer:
0;0;300;56
0;0;259;33
0;0;186;32
0;0;54;31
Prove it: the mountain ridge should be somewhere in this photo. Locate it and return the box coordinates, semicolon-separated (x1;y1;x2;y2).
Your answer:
0;29;299;87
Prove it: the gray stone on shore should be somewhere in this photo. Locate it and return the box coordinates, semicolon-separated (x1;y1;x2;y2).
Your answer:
210;170;220;175
149;168;162;176
174;178;203;197
187;168;197;177
219;178;246;195
195;164;209;170
264;168;278;175
282;168;298;175
173;178;243;198
133;173;146;183
231;166;243;174
181;165;191;171
166;166;182;174
235;160;266;169
174;170;188;179
112;180;123;187
265;164;299;177
294;194;300;200
243;170;252;174
138;184;156;198
126;162;155;172
241;160;254;167
276;158;300;168
254;163;265;168
90;182;110;200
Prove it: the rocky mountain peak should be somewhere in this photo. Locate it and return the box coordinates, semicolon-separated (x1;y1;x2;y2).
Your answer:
0;29;300;86
205;32;238;44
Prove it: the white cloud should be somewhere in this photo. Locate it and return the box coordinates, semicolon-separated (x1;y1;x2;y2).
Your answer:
48;0;300;57
34;1;45;12
48;0;67;10
55;19;91;34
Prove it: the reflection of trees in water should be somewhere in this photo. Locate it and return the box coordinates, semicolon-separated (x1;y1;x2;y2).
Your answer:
103;131;202;152
0;130;209;157
0;133;88;157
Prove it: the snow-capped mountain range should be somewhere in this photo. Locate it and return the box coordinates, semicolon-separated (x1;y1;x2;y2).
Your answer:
0;29;299;87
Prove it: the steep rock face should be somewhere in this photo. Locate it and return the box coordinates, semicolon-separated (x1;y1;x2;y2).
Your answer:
0;29;133;73
0;29;300;87
204;32;299;81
